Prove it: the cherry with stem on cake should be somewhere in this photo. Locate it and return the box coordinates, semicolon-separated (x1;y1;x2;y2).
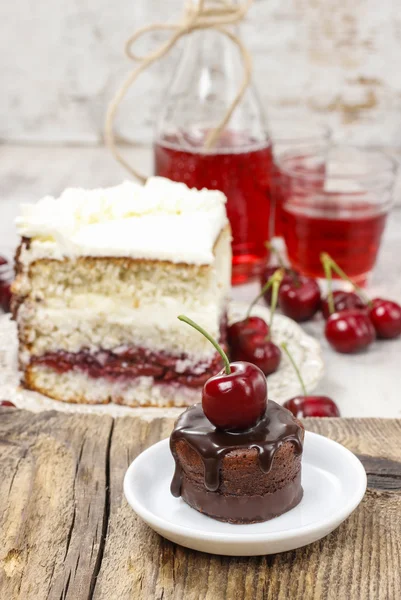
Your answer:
178;315;267;431
281;343;340;418
230;271;283;376
320;254;375;353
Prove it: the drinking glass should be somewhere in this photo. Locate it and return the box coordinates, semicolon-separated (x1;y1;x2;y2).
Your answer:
270;121;331;238
279;147;396;285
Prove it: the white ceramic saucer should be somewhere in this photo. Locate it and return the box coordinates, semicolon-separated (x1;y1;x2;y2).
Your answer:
124;432;367;556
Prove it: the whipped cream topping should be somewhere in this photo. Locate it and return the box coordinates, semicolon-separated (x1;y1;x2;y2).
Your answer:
16;177;229;265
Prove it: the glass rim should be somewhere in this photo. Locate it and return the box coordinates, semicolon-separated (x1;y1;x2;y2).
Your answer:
277;146;397;187
270;122;331;145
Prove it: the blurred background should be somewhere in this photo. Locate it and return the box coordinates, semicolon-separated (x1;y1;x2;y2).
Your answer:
1;0;400;147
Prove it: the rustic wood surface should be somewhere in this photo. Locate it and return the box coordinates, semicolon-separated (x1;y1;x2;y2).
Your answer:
0;409;400;600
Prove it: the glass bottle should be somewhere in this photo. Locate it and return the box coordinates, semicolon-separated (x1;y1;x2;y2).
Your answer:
153;13;272;285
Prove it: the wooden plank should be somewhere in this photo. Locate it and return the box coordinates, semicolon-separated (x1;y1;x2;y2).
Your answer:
0;408;113;600
92;417;173;600
94;417;401;600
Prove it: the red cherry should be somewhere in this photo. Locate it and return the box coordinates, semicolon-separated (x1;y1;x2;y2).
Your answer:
325;309;375;353
228;316;269;345
260;266;294;304
283;396;340;418
231;332;281;376
369;298;401;339
178;315;268;431
278;276;321;322
321;290;366;320
0;400;16;408
203;361;267;430
0;257;13;313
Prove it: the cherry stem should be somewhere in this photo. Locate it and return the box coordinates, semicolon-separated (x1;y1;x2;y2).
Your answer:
178;315;231;375
265;241;285;268
320;253;371;307
281;342;307;397
321;254;335;315
245;277;275;320
267;269;284;341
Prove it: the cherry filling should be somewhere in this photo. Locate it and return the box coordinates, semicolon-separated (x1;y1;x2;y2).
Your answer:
31;347;226;388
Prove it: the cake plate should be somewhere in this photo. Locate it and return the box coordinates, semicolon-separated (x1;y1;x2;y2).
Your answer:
0;302;324;417
124;432;367;556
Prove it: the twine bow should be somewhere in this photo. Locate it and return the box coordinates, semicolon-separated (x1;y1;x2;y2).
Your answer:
105;0;254;182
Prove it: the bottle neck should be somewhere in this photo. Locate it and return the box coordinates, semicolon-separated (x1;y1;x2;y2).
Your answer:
155;1;269;147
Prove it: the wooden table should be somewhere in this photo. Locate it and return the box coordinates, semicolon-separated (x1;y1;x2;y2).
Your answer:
0;409;400;600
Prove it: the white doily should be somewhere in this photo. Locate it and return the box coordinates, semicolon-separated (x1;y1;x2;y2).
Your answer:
0;303;324;419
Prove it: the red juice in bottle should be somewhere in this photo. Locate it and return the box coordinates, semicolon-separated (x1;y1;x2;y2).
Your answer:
154;131;273;285
282;202;387;284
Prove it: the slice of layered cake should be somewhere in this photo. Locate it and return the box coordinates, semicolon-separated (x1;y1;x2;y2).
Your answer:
12;177;231;407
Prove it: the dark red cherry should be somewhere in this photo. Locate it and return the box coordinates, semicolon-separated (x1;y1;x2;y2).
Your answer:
261;266;294;304
369;298;401;339
0;257;13;313
0;400;16;408
231;332;281;376
178;315;268;431
203;361;267;430
278;276;321;322
325;309;375;353
321;290;366;320
283;396;340;418
228;316;269;345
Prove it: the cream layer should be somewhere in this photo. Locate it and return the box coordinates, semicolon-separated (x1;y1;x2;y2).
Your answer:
16;177;229;266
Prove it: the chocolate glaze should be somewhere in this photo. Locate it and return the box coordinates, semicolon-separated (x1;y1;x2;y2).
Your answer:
170;400;303;496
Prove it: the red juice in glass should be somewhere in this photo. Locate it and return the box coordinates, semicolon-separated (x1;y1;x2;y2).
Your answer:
270;123;331;237
280;148;395;285
154;131;273;285
282;204;388;284
272;156;326;237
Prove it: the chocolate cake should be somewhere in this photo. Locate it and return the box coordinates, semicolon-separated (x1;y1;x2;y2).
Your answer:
170;400;304;524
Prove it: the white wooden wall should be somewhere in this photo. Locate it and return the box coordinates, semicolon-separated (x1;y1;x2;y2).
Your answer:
1;0;400;146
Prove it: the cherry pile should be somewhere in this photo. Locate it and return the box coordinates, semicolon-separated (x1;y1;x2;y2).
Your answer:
228;269;283;376
0;256;13;313
260;246;401;354
321;253;401;353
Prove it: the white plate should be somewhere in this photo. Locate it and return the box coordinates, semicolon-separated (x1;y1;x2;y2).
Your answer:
0;305;323;417
124;432;367;556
